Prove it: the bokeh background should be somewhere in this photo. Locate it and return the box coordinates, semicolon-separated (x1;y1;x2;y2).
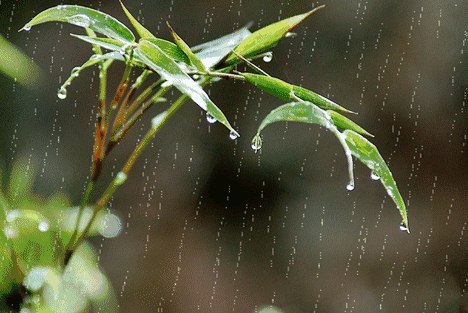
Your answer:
1;0;467;312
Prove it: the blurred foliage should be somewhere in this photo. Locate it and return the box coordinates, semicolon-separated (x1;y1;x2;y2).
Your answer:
0;35;41;89
0;158;120;312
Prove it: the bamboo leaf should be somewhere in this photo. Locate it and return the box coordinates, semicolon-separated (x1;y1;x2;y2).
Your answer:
254;101;355;189
327;110;373;137
242;72;354;113
145;38;190;64
224;5;324;64
166;22;206;72
192;26;252;69
21;5;135;43
135;39;239;137
71;34;124;51
343;130;409;231
119;0;155;39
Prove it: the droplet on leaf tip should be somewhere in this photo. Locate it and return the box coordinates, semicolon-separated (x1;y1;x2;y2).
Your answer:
206;113;217;124
346;182;355;191
229;131;239;140
57;87;67;100
263;52;273;63
399;223;409;233
370;172;380;180
251;135;262;153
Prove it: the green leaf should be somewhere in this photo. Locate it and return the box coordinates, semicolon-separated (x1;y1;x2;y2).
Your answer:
343;130;409;231
135;39;239;137
255;101;355;188
71;34;124;51
21;5;135;43
166;22;206;72
224;5;324;64
120;0;155;39
145;38;191;64
0;35;41;89
191;25;252;69
327;110;373;137
7;158;35;207
242;72;354;113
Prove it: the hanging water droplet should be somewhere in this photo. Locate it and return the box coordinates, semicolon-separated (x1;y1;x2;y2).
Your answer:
251;135;262;153
263;52;273;63
399;222;409;232
161;80;174;88
38;220;50;232
206;113;217;124
23;25;31;32
346;182;355;191
57;87;67;100
90;54;101;61
192;74;200;80
370;172;380;180
229;131;239;140
285;32;297;38
115;172;127;185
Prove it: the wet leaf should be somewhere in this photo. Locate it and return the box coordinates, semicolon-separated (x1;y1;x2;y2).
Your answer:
145;38;190;64
192;26;252;68
327;110;373;137
167;22;206;72
343;130;409;230
242;72;353;113
255;101;355;188
224;5;324;64
135;39;239;137
120;0;155;39
21;5;135;43
71;34;124;51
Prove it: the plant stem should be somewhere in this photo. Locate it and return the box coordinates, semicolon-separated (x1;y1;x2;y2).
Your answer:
71;91;193;251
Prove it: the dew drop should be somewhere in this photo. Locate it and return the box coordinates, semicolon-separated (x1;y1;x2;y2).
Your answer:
346;182;355;191
192;74;200;80
38;221;50;232
229;131;239;140
370;172;380;180
263;52;273;63
90;54;102;61
115;172;127;185
23;25;31;32
399;223;409;232
206;113;217;124
251;135;262;153
285;32;297;38
68;14;91;28
57;87;67;100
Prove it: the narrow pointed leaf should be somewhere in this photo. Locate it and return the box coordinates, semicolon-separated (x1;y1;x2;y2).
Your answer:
327;110;373;137
21;5;135;43
343;130;409;230
224;5;324;64
145;38;190;64
166;22;206;72
71;34;124;51
120;0;155;39
242;72;353;113
255;101;355;188
135;39;238;137
191;26;252;69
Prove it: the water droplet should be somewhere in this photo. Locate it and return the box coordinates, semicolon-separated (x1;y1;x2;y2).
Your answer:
399;223;409;232
38;221;49;232
57;87;67;100
161;80;174;88
346;182;355;191
68;14;91;28
229;131;239;140
251;135;262;153
285;32;297;38
263;52;273;63
370;172;380;180
23;25;31;32
192;74;200;80
206;113;217;124
115;172;127;185
90;54;102;61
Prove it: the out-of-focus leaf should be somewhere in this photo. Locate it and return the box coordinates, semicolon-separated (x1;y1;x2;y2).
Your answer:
0;35;41;88
7;158;35;207
343;130;409;231
327;110;373;137
21;5;135;43
242;72;353;113
0;241;15;295
166;22;206;72
224;5;324;64
136;39;239;137
192;25;252;69
254;101;355;187
120;0;155;39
